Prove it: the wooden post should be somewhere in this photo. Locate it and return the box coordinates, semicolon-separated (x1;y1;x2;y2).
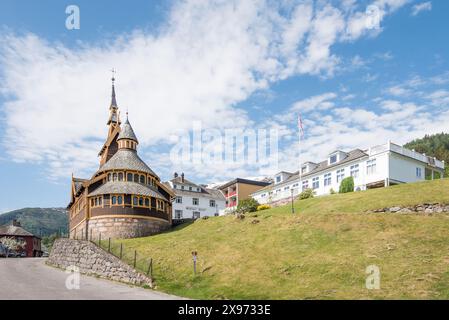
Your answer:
147;258;153;277
133;250;137;268
99;233;101;247
192;251;197;275
120;243;123;259
108;238;111;253
291;189;295;214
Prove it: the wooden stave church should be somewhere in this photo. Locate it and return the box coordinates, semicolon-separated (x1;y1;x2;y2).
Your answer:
67;76;174;240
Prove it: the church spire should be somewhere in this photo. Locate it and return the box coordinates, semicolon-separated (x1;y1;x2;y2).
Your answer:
107;69;120;126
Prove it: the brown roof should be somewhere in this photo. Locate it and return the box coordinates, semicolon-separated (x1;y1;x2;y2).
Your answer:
218;178;271;190
0;224;35;237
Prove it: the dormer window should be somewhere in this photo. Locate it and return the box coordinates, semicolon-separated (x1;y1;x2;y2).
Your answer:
330;154;337;164
276;176;282;183
328;151;347;165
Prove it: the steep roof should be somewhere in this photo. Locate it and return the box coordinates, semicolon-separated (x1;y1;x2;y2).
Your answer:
97;149;157;177
117;118;138;143
88;181;167;200
0;224;35;237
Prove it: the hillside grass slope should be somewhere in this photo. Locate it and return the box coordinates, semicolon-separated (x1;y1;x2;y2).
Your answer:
116;179;449;299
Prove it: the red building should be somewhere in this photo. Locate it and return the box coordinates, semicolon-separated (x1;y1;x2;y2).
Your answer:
0;220;42;257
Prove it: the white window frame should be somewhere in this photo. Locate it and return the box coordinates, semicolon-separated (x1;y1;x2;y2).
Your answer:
367;159;377;175
336;169;345;183
324;173;332;186
350;164;360;178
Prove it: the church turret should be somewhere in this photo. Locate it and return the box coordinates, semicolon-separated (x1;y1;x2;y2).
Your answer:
117;113;139;151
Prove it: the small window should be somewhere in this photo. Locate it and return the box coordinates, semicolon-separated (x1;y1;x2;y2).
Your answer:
117;196;122;205
134;174;139;183
145;198;150;207
118;172;123;181
127;173;133;181
99;197;102;206
350;164;360;178
416;167;422;178
337;169;345;183
367;159;377;175
112;196;117;205
324;173;332;186
181;185;184;190
312;177;319;189
140;175;145;184
193;198;199;205
113;173;118;181
302;180;309;190
276;176;281;183
330;154;337;164
189;186;192;191
108;173;112;181
133;197;138;206
176;196;182;204
175;210;183;219
209;200;216;207
139;197;143;206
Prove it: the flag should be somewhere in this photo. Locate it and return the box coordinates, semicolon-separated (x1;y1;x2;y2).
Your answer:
298;114;304;138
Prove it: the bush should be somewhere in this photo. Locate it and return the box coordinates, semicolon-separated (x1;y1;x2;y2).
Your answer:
257;204;271;211
237;198;260;213
339;177;355;193
330;188;336;195
299;188;315;200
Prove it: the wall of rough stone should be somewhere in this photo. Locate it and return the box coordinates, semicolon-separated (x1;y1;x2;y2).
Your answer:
88;217;170;240
368;203;449;214
48;238;153;287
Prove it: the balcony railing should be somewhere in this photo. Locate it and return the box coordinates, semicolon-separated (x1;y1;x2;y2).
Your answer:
370;142;445;170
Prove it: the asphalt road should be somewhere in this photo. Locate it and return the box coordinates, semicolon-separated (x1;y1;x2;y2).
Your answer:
0;258;182;300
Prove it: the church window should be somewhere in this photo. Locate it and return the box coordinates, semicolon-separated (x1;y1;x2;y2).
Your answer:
139;197;144;206
127;173;133;181
117;196;123;205
145;198;149;207
133;196;138;206
140;175;145;184
118;172;123;181
113;173;118;181
134;174;139;183
112;196;117;205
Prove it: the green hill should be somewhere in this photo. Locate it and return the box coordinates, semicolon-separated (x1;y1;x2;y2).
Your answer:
405;132;449;177
0;208;68;237
105;179;449;299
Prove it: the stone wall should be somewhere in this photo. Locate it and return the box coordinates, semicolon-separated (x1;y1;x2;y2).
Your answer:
368;203;449;214
88;217;170;240
48;238;153;287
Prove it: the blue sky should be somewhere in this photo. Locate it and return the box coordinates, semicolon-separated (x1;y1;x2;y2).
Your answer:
0;0;448;212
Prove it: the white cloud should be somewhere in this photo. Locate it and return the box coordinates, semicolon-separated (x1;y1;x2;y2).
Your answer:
411;1;432;16
0;0;409;181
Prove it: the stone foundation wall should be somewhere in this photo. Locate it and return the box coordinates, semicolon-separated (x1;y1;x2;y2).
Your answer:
70;220;88;240
88;217;170;240
48;238;152;287
368;203;449;214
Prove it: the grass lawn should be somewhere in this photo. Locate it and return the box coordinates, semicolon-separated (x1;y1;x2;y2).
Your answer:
108;178;449;299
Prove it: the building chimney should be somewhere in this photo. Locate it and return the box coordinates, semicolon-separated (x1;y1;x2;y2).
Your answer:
174;172;178;178
181;173;185;182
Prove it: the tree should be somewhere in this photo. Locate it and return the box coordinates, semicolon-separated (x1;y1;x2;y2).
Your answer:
405;133;449;177
237;198;260;214
339;177;354;193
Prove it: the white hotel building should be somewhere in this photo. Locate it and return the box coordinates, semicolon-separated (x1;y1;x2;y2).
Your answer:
164;173;226;220
251;141;445;204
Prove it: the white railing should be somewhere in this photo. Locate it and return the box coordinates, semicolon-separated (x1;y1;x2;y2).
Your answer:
371;142;445;170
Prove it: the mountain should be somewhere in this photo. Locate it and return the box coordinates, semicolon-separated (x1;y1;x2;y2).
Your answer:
0;208;68;237
405;132;449;177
